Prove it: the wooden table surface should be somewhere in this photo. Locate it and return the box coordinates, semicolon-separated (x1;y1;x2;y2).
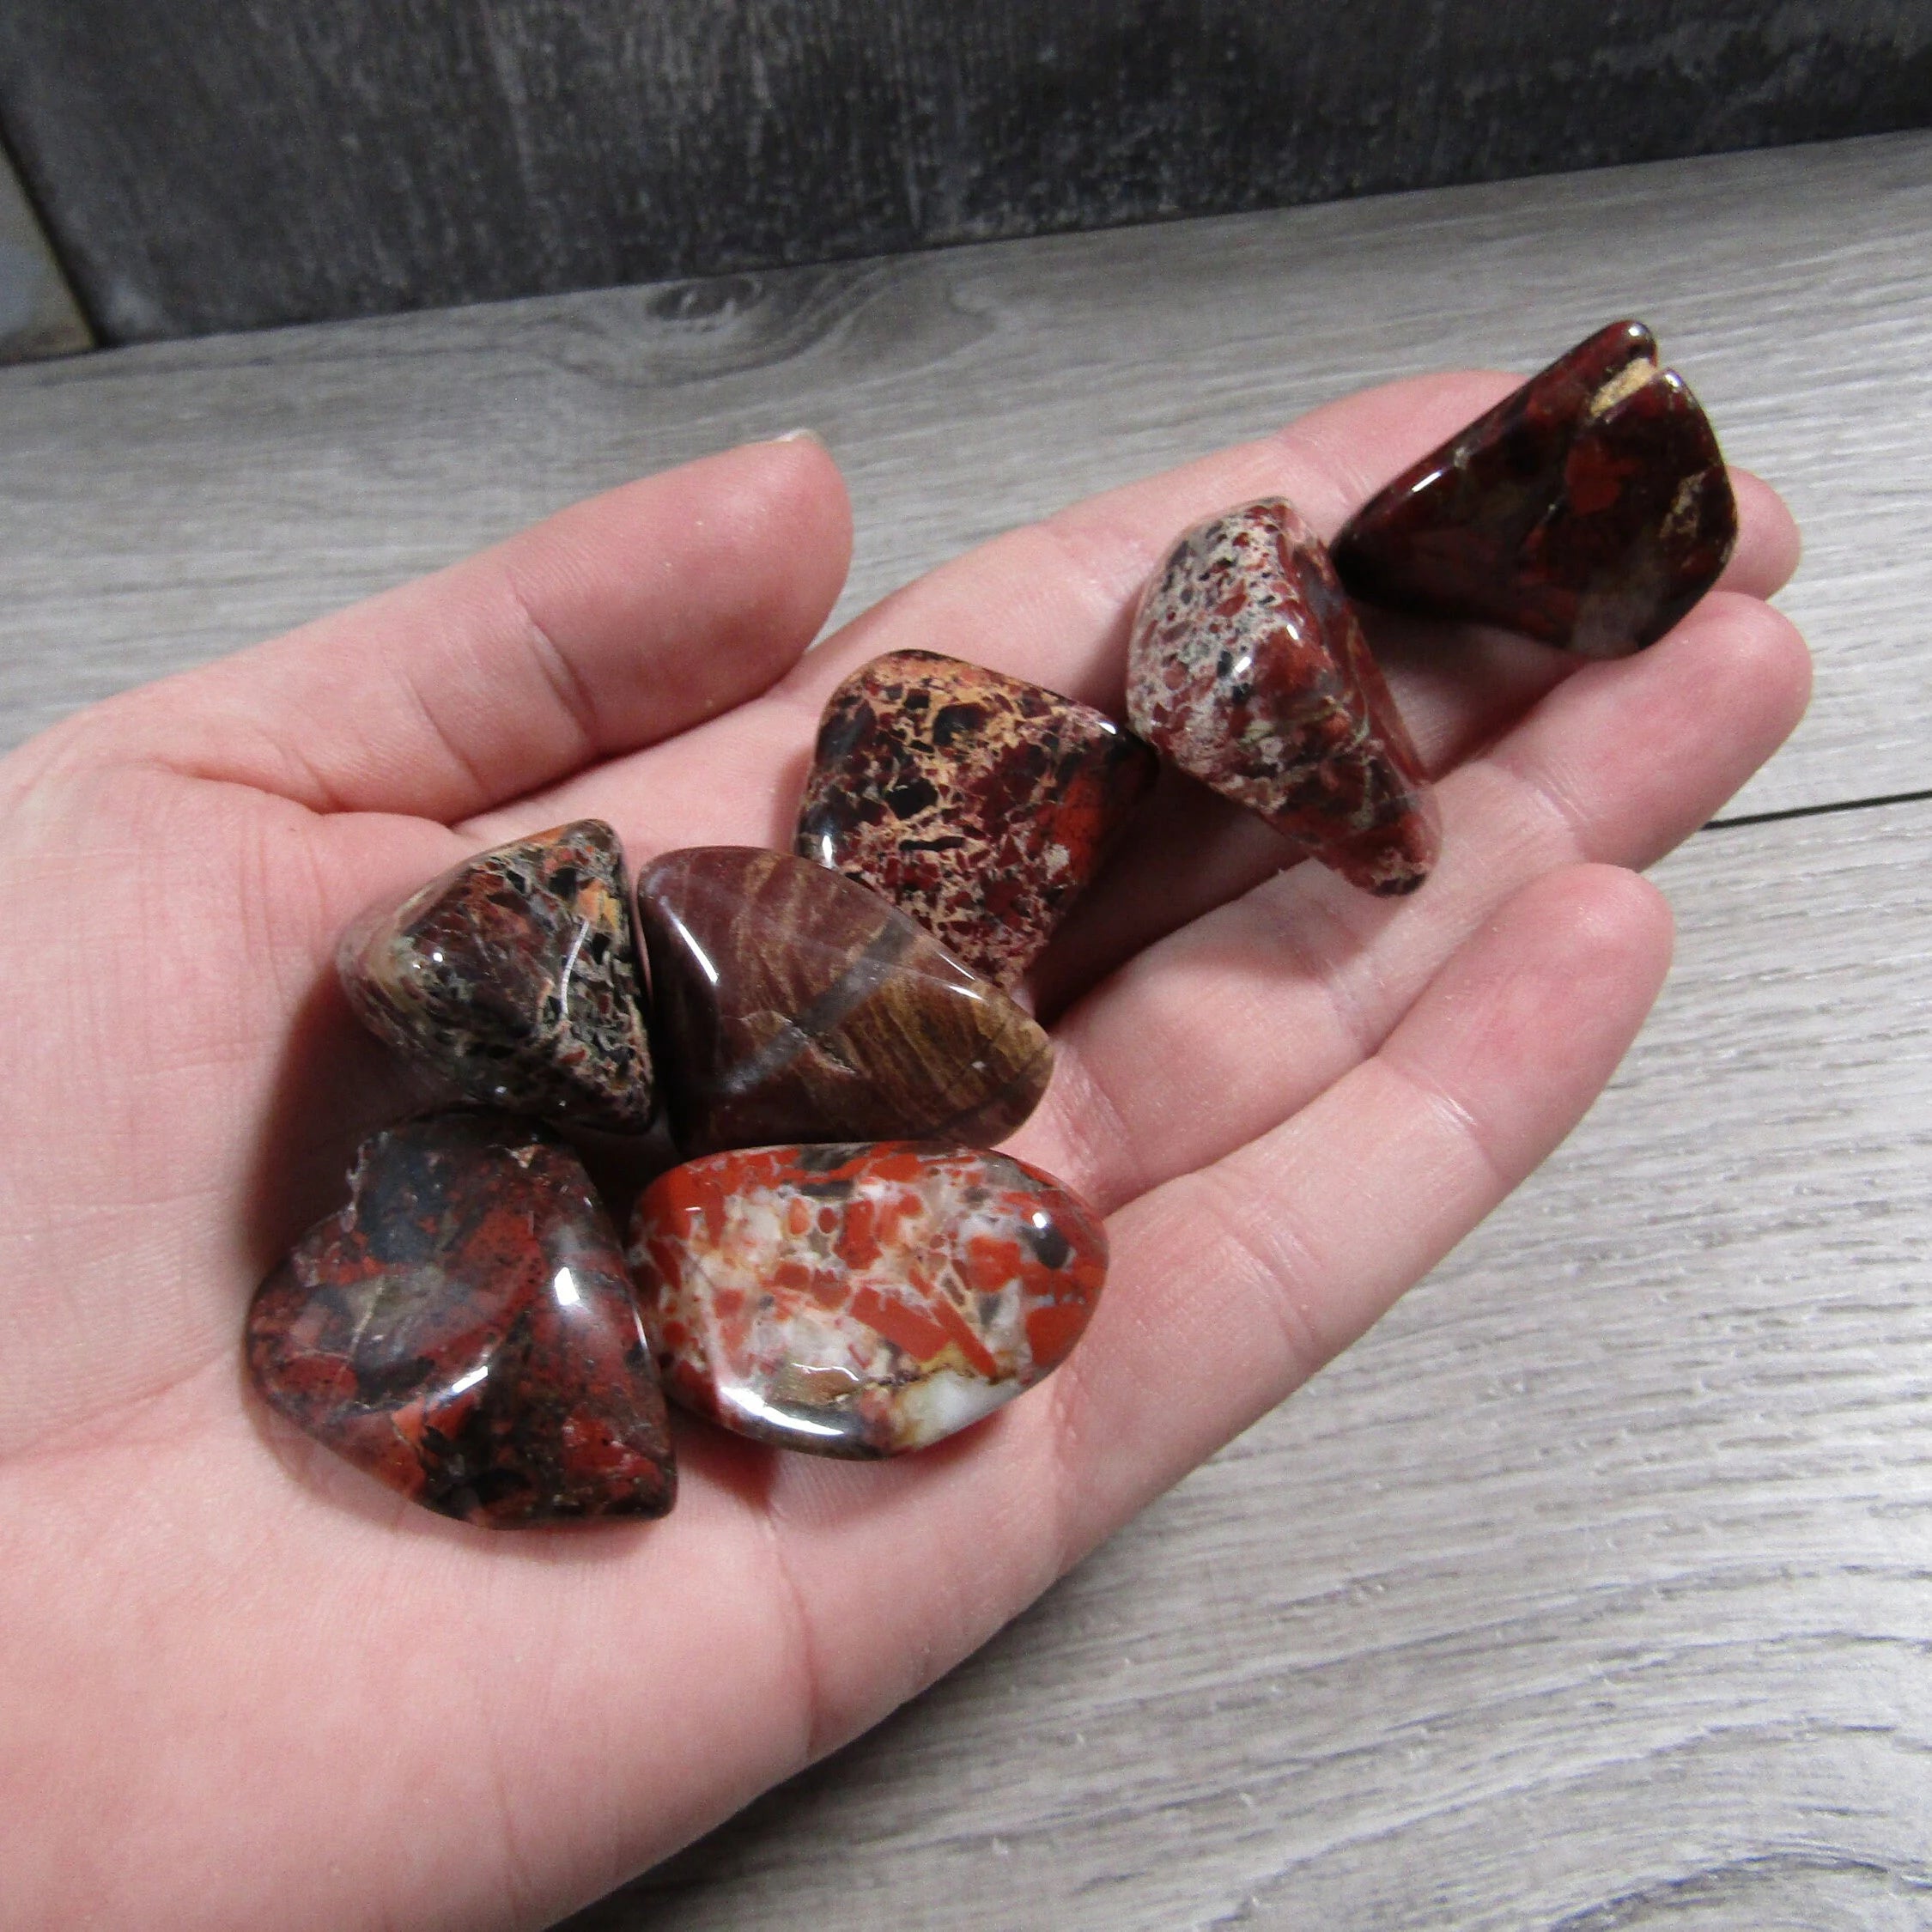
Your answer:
3;133;1928;1929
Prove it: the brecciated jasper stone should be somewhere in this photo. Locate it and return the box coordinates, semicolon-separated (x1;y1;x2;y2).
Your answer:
1332;319;1738;657
338;819;654;1133
637;847;1053;1156
629;1141;1106;1456
1127;498;1439;896
247;1112;675;1525
794;650;1157;987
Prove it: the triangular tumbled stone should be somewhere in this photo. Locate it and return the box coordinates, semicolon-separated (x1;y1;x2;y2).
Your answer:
629;1140;1107;1456
1127;498;1439;896
339;819;654;1133
248;1112;675;1525
1332;319;1738;657
794;650;1157;986
635;848;1054;1157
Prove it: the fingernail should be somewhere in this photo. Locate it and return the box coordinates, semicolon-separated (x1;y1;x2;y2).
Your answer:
772;427;829;450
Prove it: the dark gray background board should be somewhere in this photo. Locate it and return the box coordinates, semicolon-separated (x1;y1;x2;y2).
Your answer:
0;141;88;361
2;0;1929;343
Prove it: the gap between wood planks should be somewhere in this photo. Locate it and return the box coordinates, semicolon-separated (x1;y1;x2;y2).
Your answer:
1704;787;1932;832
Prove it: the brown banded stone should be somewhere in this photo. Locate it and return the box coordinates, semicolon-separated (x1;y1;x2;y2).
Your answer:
338;819;654;1132
635;848;1054;1157
1332;319;1739;657
794;650;1157;987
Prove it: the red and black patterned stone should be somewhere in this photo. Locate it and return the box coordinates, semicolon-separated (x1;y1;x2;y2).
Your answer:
635;847;1054;1158
247;1111;675;1526
795;650;1157;986
1332;319;1739;658
338;819;654;1133
1127;498;1439;896
629;1140;1108;1457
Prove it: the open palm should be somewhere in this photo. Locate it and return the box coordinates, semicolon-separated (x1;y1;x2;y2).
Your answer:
0;375;1807;1930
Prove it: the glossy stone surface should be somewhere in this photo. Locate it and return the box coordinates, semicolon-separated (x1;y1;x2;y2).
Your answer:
795;649;1157;986
248;1111;675;1526
1127;498;1439;895
339;819;653;1133
629;1140;1107;1457
1332;319;1738;657
635;848;1054;1157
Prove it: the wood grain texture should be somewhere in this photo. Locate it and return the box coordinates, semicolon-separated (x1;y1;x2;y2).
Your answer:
568;799;1932;1931
0;141;88;363
0;0;1927;343
0;136;1925;817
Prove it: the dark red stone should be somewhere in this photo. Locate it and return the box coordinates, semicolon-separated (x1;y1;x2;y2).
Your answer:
635;848;1054;1158
247;1112;675;1526
1332;319;1739;657
629;1140;1107;1457
338;820;654;1133
1127;498;1439;895
794;650;1157;986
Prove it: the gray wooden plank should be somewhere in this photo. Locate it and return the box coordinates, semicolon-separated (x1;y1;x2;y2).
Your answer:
3;0;1926;342
1;134;1927;818
0;141;88;362
568;793;1932;1932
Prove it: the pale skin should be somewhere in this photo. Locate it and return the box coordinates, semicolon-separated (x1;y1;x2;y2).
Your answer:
0;373;1807;1930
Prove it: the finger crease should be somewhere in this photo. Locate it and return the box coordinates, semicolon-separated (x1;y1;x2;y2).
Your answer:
1381;1052;1516;1202
756;1500;833;1770
1241;874;1387;1064
499;561;603;765
1044;1037;1147;1212
396;661;495;815
1480;738;1595;866
1042;1345;1100;1576
1033;507;1162;627
1192;1167;1334;1390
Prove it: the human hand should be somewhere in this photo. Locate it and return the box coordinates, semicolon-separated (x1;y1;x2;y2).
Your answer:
0;379;1806;1929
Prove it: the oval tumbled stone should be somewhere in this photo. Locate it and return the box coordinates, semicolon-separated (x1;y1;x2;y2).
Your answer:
635;847;1054;1158
628;1141;1107;1457
338;819;654;1133
248;1111;675;1526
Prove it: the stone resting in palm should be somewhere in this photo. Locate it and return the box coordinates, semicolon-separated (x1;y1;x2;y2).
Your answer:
0;369;1807;1929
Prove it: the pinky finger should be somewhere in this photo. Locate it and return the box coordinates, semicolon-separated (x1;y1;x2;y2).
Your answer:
1048;861;1675;1557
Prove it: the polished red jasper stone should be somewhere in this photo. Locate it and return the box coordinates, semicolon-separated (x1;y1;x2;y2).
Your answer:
1332;319;1739;657
635;848;1053;1158
338;819;654;1133
248;1112;675;1525
795;650;1157;986
629;1141;1107;1457
1127;498;1439;896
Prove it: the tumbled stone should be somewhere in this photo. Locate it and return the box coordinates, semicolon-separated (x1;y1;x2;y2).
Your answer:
338;819;653;1133
794;650;1157;986
629;1140;1106;1457
635;848;1053;1157
1127;498;1439;895
1332;319;1738;657
247;1112;675;1525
